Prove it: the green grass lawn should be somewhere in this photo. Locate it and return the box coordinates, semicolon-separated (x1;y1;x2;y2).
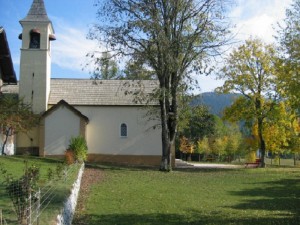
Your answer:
0;156;80;225
74;165;300;225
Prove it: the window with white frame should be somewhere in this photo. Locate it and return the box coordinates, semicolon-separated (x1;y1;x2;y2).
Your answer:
120;123;127;137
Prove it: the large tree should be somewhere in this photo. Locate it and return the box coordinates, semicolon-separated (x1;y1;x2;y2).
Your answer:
89;0;231;170
217;38;281;167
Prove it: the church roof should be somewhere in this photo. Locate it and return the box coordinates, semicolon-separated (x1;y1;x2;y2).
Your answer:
1;79;159;106
20;0;51;22
0;27;17;84
48;79;159;106
42;99;89;123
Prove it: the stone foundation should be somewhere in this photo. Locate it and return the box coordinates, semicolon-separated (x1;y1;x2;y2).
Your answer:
87;154;162;167
16;147;39;156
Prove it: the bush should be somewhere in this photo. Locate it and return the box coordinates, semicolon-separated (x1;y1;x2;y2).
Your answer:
68;136;88;163
245;151;256;163
0;161;40;224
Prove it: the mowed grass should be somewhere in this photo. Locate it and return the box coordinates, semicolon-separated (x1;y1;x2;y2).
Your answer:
0;156;80;225
75;165;300;225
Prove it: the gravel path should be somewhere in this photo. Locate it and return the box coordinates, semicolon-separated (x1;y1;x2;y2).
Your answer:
175;159;242;169
73;167;105;225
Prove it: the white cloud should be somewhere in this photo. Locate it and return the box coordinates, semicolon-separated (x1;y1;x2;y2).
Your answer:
234;13;275;43
196;0;294;93
51;18;103;73
198;75;224;93
230;0;293;43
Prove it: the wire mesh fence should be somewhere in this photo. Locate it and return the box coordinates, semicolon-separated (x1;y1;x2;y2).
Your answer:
0;162;81;225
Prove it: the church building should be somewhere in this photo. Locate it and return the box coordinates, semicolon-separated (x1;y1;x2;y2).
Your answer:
2;0;164;166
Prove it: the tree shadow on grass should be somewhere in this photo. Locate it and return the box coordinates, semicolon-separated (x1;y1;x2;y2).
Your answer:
227;177;300;223
73;211;300;225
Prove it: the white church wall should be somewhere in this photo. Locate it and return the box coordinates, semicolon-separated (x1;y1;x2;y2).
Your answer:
44;105;81;155
76;106;162;156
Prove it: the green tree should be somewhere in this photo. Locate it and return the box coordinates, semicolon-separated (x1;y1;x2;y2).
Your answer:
0;95;39;155
89;0;232;170
277;0;300;110
123;59;156;80
189;106;216;141
217;38;281;167
90;52;120;80
177;94;193;135
179;105;216;141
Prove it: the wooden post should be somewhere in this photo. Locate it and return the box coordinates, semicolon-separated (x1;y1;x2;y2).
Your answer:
37;189;40;225
27;191;31;225
0;208;3;225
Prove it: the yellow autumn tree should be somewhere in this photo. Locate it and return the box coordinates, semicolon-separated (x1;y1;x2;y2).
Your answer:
179;136;194;161
196;136;211;161
253;101;300;161
244;136;258;163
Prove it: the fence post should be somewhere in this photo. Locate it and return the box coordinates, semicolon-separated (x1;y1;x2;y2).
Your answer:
37;188;40;225
27;191;31;225
0;208;2;225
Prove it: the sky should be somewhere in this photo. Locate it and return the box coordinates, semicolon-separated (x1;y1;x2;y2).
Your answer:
0;0;294;93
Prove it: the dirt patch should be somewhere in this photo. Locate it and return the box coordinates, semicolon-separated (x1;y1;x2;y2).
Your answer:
73;167;105;224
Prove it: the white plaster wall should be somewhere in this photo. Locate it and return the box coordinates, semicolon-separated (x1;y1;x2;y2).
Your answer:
76;106;162;156
44;106;81;155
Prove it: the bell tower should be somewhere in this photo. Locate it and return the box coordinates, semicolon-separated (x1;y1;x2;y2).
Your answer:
19;0;55;114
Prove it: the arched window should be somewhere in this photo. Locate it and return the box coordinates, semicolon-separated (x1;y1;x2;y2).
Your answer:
120;123;127;137
29;29;40;49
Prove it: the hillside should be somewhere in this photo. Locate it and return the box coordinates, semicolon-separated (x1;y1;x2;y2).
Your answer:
191;92;240;116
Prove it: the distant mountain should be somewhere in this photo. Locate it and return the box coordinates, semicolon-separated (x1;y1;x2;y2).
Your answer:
190;92;241;116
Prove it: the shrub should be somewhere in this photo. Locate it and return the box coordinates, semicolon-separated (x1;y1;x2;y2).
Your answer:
0;161;40;224
245;151;257;163
68;136;88;163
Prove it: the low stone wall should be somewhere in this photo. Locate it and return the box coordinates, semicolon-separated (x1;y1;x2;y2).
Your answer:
56;163;84;225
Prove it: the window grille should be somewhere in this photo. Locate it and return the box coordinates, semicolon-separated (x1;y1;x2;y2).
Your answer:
120;123;127;137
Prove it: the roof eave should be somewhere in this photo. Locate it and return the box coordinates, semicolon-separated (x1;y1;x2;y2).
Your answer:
0;27;17;85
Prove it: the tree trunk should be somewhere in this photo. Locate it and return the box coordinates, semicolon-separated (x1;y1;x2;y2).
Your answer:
257;118;266;167
1;127;11;155
159;73;178;171
159;95;172;171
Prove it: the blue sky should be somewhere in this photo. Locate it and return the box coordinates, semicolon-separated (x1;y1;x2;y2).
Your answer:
0;0;293;93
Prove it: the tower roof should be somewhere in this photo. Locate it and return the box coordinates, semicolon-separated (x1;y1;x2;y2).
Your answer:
0;27;17;84
20;0;51;22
